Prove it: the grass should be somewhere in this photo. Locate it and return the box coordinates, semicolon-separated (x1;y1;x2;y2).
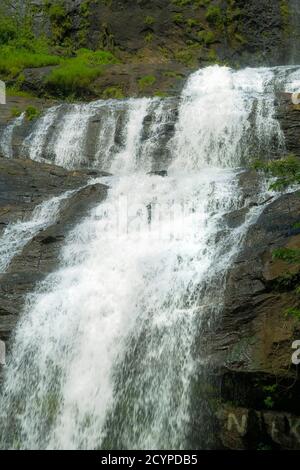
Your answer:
0;45;61;78
46;49;119;96
0;10;119;98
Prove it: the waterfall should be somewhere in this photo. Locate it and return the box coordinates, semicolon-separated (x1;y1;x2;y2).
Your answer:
0;190;77;274
3;66;299;169
0;113;24;159
0;65;299;450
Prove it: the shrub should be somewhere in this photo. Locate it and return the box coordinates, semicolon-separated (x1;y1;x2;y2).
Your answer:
25;106;41;121
0;15;18;44
138;75;156;90
197;30;216;45
205;6;223;27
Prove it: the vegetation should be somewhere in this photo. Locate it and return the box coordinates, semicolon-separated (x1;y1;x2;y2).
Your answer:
25;105;41;121
10;106;22;118
138;75;156;90
254;155;300;320
102;86;124;99
0;5;119;98
253;155;300;190
46;49;118;96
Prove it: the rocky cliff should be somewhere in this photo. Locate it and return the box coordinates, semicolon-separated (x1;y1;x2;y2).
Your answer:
1;0;299;100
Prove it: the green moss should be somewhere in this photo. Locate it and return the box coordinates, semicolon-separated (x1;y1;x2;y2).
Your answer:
102;86;124;99
205;5;223;28
154;91;168;98
186;18;199;28
138;74;156;90
25;105;41;121
144;32;154;43
44;1;72;46
163;71;183;79
280;0;290;24
175;46;200;66
172;13;184;25
197;30;216;45
144;16;155;26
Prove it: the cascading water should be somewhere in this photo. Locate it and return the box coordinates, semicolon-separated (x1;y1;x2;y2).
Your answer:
0;113;24;159
0;190;77;274
0;65;299;450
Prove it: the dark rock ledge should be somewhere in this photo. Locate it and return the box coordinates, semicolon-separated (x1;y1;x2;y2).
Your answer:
205;191;300;450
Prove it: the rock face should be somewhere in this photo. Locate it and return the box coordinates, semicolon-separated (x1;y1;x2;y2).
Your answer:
29;0;297;67
2;0;297;100
276;93;300;156
210;190;300;449
0;157;107;384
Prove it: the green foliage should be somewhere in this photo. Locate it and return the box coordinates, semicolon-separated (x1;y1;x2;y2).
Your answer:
144;16;155;26
273;248;300;264
144;32;154;43
253;155;300;190
46;49;119;96
175;46;200;66
102;86;124;99
262;384;278;409
138;75;156;90
45;1;72;45
264;396;275;409
0;45;61;78
11;106;22;118
25;105;41;121
0;14;18;44
205;6;223;28
172;13;184;25
186;18;199;28
197;30;216;45
285;308;300;319
254;156;300;320
0;8;60;80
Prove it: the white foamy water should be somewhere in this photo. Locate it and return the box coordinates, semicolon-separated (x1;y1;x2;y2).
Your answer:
0;113;24;159
0;65;299;450
23;106;61;162
169;66;285;171
0;190;75;273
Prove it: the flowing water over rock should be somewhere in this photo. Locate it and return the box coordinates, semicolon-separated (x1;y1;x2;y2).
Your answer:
0;65;300;449
0;190;77;274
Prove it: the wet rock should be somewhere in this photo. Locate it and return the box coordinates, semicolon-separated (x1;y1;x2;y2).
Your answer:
218;405;300;450
207;190;300;449
0;158;107;370
276;92;300;156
